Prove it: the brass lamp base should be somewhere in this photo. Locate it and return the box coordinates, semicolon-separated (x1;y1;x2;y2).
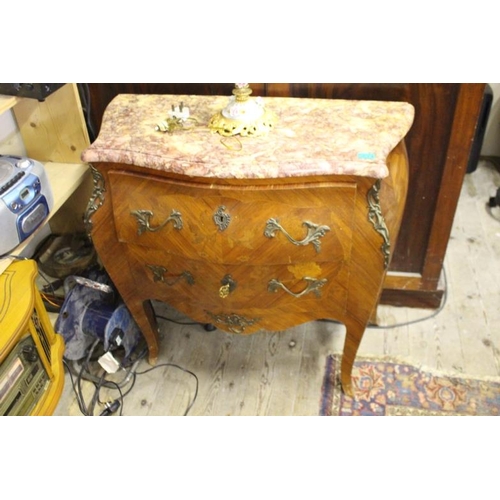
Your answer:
208;83;277;137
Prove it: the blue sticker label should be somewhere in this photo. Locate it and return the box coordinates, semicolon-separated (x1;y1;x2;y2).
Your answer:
357;152;376;160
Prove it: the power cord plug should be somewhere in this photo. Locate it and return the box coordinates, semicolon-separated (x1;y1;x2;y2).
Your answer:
168;102;190;121
99;400;121;416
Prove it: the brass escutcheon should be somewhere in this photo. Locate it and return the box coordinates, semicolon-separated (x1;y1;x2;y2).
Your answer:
213;206;231;231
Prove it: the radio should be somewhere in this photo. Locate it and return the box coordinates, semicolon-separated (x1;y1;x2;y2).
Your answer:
0;259;65;416
0;154;54;256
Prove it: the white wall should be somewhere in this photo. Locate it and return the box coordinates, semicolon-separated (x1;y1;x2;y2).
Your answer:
481;83;500;157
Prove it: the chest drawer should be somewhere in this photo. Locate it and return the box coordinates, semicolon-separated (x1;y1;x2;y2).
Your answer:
109;170;357;266
124;245;349;331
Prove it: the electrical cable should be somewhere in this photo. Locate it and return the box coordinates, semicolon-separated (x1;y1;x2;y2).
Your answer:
369;265;448;329
66;347;146;389
63;359;129;416
36;267;60;297
89;370;107;417
63;344;149;415
68;363;136;402
319;266;449;330
98;380;125;416
66;339;121;416
63;359;90;416
77;339;100;416
65;352;197;415
134;362;199;416
40;291;62;309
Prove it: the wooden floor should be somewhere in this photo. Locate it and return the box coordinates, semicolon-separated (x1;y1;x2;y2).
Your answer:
53;160;500;416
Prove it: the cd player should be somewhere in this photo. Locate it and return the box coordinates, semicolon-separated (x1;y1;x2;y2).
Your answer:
0;154;54;256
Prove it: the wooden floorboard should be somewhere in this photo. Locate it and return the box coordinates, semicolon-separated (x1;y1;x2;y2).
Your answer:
53;160;500;416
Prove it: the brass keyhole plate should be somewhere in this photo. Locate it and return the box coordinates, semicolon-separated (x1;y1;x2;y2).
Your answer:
214;206;231;231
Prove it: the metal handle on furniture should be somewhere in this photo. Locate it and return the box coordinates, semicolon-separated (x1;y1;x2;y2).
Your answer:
264;218;330;253
131;209;183;235
267;277;327;298
146;265;194;286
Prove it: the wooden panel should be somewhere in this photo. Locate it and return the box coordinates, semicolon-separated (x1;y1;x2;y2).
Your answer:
0;95;18;115
421;84;487;283
12;83;90;164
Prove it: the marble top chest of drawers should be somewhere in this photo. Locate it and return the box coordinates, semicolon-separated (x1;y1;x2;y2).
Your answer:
82;93;414;396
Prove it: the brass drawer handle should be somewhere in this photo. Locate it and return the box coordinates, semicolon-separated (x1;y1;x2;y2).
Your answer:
131;209;183;235
146;265;194;286
264;218;330;253
267;277;327;298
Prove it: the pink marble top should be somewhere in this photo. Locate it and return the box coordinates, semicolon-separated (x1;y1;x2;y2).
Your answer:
82;94;414;179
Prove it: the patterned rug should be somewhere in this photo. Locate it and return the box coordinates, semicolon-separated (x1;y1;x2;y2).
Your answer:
320;354;500;416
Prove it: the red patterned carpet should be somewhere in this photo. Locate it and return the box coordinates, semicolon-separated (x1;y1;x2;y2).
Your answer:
320;354;500;416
